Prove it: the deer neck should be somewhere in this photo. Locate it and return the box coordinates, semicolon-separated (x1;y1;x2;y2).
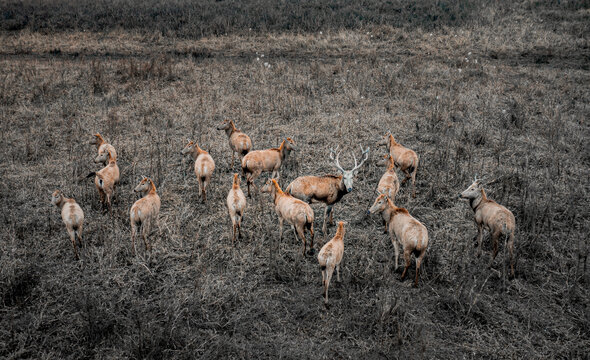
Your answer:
224;125;236;138
470;191;486;212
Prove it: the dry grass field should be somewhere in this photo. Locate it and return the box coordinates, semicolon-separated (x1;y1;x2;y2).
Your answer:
1;1;589;358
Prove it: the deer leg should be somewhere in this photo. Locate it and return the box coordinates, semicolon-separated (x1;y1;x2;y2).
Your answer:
392;236;400;271
400;249;412;281
296;225;307;256
77;223;83;247
401;170;411;185
489;230;500;268
131;223;138;254
476;224;484;257
322;206;329;236
328;205;334;226
336;263;341;282
411;167;417;198
67;227;79;260
508;232;515;278
307;222;315;254
278;217;284;242
414;252;424;287
142;219;151;251
324;265;334;305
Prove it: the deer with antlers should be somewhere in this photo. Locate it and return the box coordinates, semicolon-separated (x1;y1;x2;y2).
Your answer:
285;145;369;236
459;176;516;277
377;132;419;198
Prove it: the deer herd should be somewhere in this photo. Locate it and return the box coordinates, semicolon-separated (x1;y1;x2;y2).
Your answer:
51;122;517;306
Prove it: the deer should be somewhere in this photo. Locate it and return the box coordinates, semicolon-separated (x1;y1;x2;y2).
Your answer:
375;154;400;233
261;178;315;256
285;145;369;236
368;194;429;287
377;132;419;198
89;132;117;165
241;137;297;198
87;149;119;211
51;190;84;259
318;221;345;306
226;173;247;244
181;140;216;202
217;119;253;169
459;177;516;277
130;176;161;253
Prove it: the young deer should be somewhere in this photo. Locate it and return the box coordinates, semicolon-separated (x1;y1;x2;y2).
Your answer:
87;149;119;211
89;132;117;165
368;194;429;287
226;173;247;244
217;119;253;168
377;132;418;198
130;176;161;253
286;145;369;236
182;140;216;202
376;154;400;232
318;221;345;306
242;138;297;197
459;177;516;277
261;179;315;256
51;190;84;259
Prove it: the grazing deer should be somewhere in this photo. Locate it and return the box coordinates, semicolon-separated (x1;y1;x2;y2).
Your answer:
377;132;418;198
285;145;369;236
51;190;84;259
459;177;516;277
87;149;119;211
318;221;345;306
261;179;315;256
376;154;400;233
89;132;117;165
130;176;161;253
182;140;216;202
226;173;247;244
368;194;429;287
217;119;253;168
241;137;297;198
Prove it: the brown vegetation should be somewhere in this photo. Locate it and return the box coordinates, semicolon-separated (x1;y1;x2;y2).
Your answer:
0;1;589;358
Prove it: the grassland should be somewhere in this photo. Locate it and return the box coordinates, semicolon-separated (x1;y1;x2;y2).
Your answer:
1;1;589;358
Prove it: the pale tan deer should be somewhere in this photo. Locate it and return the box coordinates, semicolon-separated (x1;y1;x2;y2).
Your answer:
217;119;253;168
89;132;117;165
286;145;369;236
261;178;315;256
130;176;161;253
181;140;216;202
318;221;345;306
242;138;297;197
459;177;516;277
87;149;119;211
376;154;400;232
226;173;247;244
368;194;429;286
377;132;418;198
51;190;84;259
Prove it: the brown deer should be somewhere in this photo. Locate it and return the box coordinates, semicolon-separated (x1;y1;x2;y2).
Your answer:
51;190;84;259
261;179;315;256
226;173;247;244
368;194;429;286
89;132;117;165
241;138;297;197
182;140;216;202
377;132;418;198
87;149;119;211
318;221;345;306
285;145;369;236
130;176;161;253
217;119;253;168
459;177;516;277
375;154;400;233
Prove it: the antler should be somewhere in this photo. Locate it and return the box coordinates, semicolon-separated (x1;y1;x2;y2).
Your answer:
351;145;370;172
329;146;345;173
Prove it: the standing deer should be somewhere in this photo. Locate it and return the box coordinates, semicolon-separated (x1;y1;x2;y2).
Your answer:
89;132;117;165
182;140;216;202
217;119;253;169
318;221;345;306
51;190;84;259
285;145;369;236
459;177;516;277
368;194;429;287
241;137;297;198
376;154;400;233
87;149;119;211
261;178;315;256
377;132;418;198
130;176;161;253
226;173;247;244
